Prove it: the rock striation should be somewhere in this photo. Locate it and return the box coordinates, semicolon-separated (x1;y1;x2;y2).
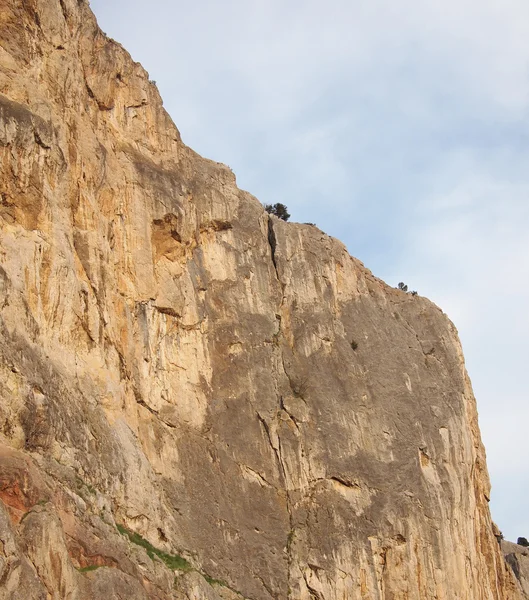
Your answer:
0;0;525;598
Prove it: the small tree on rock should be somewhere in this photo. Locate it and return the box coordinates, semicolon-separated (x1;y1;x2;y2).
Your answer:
264;203;290;222
397;282;408;292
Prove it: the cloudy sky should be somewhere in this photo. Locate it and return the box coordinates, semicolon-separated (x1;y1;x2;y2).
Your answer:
90;0;529;541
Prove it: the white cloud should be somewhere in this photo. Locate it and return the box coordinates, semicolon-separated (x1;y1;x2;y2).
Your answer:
389;166;529;539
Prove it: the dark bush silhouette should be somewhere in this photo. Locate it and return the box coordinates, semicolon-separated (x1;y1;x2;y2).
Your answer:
264;203;290;221
518;537;529;547
398;282;419;296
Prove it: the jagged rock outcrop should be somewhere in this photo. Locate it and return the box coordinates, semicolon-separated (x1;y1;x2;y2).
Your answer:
503;542;529;598
0;1;525;598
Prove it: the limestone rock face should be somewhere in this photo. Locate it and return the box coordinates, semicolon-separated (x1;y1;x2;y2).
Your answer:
0;1;524;598
503;542;529;598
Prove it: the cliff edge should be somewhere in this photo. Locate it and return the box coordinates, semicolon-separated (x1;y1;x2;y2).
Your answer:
0;1;524;598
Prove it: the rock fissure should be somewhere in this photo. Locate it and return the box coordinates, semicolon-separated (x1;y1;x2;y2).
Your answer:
266;217;281;288
239;464;275;489
256;413;283;478
279;396;301;432
58;0;68;23
302;570;324;600
33;130;51;150
255;573;276;600
328;476;360;489
135;397;158;417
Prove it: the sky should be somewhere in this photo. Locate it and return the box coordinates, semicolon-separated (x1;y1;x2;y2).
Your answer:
89;0;529;541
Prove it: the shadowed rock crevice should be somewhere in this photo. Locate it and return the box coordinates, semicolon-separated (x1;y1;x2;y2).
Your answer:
266;216;281;286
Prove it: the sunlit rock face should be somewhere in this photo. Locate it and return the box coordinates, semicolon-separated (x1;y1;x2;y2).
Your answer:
0;1;525;598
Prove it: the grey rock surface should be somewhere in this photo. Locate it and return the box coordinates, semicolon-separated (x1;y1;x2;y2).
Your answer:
503;541;529;598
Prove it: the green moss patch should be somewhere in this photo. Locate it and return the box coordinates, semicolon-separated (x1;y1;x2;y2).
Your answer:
116;524;192;572
78;565;101;573
203;574;228;587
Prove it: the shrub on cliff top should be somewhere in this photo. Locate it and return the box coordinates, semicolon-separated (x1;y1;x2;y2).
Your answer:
264;203;290;221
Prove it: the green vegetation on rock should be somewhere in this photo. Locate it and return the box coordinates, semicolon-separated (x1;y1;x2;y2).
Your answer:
78;565;101;573
116;524;192;571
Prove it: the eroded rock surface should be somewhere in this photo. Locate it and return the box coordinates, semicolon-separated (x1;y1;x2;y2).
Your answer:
503;541;529;598
0;0;525;598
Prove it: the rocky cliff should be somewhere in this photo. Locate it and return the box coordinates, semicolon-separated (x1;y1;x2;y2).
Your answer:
503;542;529;598
0;1;524;598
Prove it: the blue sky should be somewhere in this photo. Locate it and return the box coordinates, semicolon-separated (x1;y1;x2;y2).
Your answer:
90;0;529;541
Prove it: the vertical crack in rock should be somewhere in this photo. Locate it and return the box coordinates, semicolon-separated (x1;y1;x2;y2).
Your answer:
265;217;317;597
279;394;300;433
256;412;286;484
264;216;302;596
255;573;277;600
58;0;68;23
302;570;324;600
267;216;280;284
